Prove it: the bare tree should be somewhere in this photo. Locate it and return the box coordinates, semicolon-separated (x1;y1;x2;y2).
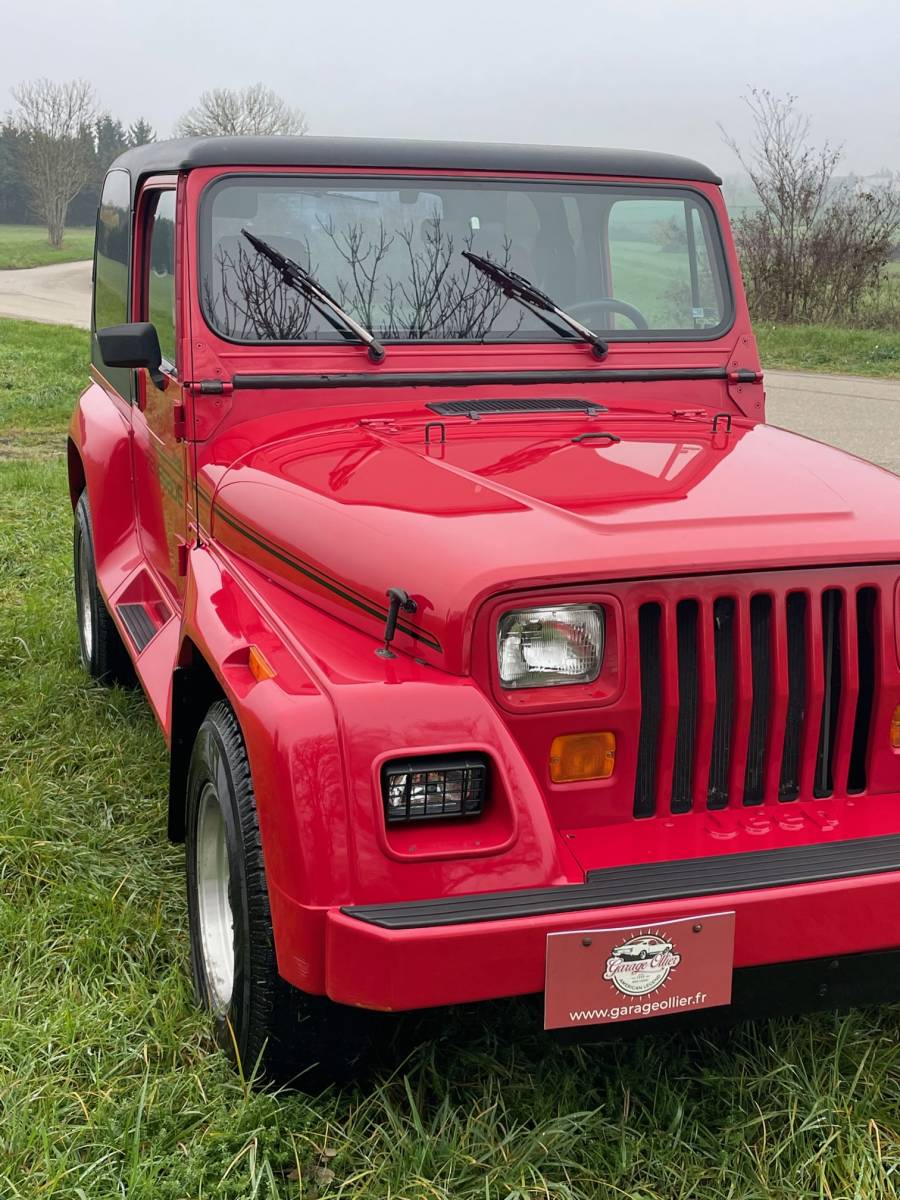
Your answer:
174;84;307;137
320;217;520;339
206;218;520;343
9;78;97;247
721;90;900;323
207;243;315;340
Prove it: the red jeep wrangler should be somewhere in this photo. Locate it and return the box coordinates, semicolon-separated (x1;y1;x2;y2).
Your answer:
70;136;900;1082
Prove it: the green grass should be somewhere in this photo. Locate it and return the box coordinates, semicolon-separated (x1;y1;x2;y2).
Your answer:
0;317;88;433
5;315;900;1196
0;223;94;269
756;322;900;378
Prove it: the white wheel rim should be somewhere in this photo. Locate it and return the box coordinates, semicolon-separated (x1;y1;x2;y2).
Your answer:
77;536;93;659
196;784;235;1012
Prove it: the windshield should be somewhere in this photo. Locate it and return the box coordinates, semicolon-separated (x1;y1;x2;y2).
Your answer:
199;176;732;345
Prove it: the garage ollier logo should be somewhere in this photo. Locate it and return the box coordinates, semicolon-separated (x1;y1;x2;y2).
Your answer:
603;931;682;997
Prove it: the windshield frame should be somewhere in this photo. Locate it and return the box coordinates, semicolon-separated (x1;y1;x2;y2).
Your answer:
196;172;736;349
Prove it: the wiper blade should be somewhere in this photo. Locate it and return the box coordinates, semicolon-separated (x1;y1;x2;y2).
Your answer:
462;251;608;359
241;229;386;362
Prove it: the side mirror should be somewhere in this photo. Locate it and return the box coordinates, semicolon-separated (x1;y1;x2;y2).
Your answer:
97;323;165;388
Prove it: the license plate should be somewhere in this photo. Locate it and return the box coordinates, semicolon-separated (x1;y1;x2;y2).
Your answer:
544;912;735;1029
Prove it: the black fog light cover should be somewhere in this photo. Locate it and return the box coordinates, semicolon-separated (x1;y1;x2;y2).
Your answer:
382;754;488;823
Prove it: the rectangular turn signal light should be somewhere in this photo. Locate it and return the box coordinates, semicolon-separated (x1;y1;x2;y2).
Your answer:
891;706;900;750
550;732;616;783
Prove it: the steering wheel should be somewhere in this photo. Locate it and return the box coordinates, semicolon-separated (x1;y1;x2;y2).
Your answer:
566;297;649;330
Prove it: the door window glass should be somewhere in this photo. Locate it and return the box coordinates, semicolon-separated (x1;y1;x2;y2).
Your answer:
92;168;131;398
145;190;177;369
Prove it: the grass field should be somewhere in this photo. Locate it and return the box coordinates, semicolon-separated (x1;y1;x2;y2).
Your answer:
0;223;94;269
755;323;900;378
4;316;900;1197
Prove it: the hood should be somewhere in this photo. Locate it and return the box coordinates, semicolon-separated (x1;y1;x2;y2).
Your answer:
207;414;899;670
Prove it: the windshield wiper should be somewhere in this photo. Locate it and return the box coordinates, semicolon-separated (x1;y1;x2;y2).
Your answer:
241;229;386;362
462;251;608;359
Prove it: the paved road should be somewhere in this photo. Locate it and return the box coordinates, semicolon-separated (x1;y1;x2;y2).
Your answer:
0;261;898;473
766;370;900;476
0;260;91;328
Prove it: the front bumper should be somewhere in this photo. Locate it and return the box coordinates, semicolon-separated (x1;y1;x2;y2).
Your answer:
322;837;900;1011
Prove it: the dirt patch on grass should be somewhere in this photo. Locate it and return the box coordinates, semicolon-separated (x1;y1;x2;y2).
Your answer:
0;432;66;461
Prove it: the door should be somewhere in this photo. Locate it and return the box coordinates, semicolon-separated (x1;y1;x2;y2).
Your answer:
131;186;190;601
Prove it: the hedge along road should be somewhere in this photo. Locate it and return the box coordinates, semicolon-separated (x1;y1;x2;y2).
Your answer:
1;259;898;474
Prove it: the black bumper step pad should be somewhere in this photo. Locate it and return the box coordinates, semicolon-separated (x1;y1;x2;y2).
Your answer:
343;834;900;929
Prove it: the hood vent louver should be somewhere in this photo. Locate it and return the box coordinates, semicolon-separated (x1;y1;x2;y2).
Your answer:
425;398;606;417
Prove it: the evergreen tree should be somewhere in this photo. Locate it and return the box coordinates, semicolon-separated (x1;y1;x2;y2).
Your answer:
128;118;155;147
0;124;32;223
95;114;130;169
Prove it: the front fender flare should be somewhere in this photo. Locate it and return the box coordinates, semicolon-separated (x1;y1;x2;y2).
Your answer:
172;547;354;988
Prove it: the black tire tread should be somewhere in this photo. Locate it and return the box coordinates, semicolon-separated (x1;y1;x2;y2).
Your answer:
74;491;134;685
189;701;373;1087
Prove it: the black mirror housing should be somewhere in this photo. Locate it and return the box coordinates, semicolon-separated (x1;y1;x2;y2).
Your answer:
97;323;165;386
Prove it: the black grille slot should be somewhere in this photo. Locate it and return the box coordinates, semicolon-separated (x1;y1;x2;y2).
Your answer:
633;603;662;818
779;592;808;801
707;597;736;809
743;595;773;806
848;588;878;793
426;398;604;416
814;590;843;798
671;600;699;813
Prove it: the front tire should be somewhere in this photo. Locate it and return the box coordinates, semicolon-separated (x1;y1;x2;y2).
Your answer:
185;700;373;1088
73;491;133;684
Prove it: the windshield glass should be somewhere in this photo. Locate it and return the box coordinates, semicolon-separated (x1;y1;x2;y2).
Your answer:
199;176;732;345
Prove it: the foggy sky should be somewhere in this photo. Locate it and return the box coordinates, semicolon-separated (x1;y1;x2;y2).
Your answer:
4;0;898;176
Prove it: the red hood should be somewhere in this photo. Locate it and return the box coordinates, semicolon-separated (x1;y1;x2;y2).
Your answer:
207;413;899;670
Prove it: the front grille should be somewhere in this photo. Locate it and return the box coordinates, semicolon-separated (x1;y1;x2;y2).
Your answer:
671;600;699;814
708;597;736;809
779;593;808;800
815;589;843;797
743;594;774;805
633;604;662;818
633;582;881;816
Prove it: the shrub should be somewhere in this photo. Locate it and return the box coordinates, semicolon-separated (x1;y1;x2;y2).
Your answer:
722;90;900;324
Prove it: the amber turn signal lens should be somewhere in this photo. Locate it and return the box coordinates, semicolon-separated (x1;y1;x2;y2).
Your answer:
891;706;900;750
549;732;616;782
248;645;276;683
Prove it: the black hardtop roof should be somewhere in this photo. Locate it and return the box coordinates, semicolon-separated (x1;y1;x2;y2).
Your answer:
110;135;721;204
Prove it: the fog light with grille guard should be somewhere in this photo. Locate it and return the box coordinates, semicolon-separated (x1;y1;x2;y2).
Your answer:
382;755;488;822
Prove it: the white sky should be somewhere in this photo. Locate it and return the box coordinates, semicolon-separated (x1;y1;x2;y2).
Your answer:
3;0;898;175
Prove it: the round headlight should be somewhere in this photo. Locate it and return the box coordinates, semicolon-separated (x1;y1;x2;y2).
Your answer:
497;605;604;689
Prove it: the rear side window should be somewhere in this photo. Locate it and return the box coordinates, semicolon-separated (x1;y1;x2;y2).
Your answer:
145;190;177;369
92;169;131;399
